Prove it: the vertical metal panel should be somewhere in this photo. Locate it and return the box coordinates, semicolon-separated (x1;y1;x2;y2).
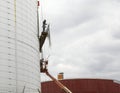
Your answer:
87;79;97;92
0;0;40;93
114;83;119;93
119;84;120;93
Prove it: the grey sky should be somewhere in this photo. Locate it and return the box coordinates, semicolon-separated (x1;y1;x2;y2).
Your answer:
40;0;120;81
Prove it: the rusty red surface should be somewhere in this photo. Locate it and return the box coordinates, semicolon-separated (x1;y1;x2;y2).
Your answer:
41;79;120;93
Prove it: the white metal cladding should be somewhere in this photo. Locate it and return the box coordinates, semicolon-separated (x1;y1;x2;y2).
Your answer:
0;0;40;93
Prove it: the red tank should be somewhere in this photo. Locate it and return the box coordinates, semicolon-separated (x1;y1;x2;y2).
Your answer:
41;79;120;93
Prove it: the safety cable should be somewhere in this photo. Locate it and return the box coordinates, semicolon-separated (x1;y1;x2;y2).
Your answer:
40;0;44;21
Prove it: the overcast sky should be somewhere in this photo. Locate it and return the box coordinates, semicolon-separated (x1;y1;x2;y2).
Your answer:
40;0;120;81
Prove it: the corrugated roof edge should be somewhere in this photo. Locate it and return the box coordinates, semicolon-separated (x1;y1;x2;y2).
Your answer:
41;78;116;83
114;80;120;84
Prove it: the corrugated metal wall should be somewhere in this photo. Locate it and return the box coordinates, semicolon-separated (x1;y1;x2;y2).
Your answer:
0;0;40;93
41;79;120;93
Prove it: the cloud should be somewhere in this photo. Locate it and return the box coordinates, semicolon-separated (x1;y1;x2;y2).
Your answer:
40;0;120;81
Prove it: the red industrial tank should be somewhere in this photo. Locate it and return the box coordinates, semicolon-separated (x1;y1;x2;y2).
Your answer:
41;79;120;93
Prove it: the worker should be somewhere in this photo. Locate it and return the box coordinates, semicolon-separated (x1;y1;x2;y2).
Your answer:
40;58;44;72
44;60;48;72
40;58;48;72
42;19;47;32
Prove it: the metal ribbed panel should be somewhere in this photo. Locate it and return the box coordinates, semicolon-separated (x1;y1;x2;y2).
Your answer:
41;79;120;93
0;0;40;93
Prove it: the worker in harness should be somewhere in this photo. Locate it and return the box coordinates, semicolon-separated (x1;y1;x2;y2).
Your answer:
42;19;47;32
40;58;48;73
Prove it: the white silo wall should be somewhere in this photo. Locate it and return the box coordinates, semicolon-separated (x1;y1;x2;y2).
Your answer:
0;0;40;93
